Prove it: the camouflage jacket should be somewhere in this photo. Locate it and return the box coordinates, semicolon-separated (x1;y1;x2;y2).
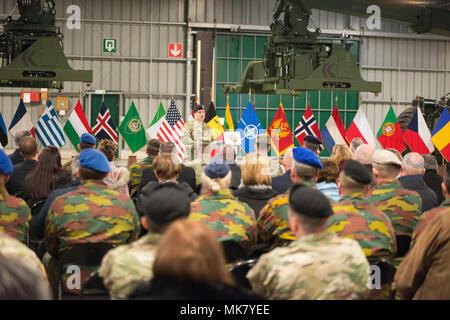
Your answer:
0;232;48;284
412;198;450;245
184;158;205;187
45;179;141;256
367;179;422;238
181;120;213;161
247;231;369;300
189;189;256;248
0;185;31;244
128;156;155;195
329;193;397;263
99;233;160;300
255;181;316;248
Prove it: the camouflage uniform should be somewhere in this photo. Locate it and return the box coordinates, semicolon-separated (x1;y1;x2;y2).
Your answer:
189;189;256;248
256;181;323;248
0;231;48;283
128;156;155;195
412;198;450;245
247;230;370;300
0;184;31;244
98;233;160;300
367;179;421;266
329;192;397;263
45;179;141;292
181;120;213;162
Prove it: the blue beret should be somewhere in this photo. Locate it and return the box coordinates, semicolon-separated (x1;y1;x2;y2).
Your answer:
0;149;13;175
79;149;110;173
293;147;323;169
80;133;96;145
204;157;230;179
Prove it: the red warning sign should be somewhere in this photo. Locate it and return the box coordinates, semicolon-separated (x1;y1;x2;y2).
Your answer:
169;43;183;58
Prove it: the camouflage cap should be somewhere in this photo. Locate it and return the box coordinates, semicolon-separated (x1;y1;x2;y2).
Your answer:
0;149;13;175
342;159;371;185
373;149;402;168
289;183;333;218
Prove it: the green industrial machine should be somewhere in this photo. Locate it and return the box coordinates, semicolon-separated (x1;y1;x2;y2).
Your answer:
224;0;450;96
0;0;92;89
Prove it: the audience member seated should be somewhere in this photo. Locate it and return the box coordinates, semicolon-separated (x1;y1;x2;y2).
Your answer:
234;153;278;219
330;144;352;171
221;144;241;191
352;144;375;188
98;139;130;196
271;148;294;194
303;135;322;155
422;154;444;204
99;182;191;299
8;130;32;165
255;134;283;177
349;137;364;154
247;184;369;300
316;159;340;203
128;139;161;195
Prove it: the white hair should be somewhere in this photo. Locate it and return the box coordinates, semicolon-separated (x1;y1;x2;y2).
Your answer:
352;144;374;165
402;152;424;173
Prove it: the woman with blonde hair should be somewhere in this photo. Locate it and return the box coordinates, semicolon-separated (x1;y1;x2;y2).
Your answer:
98;139;129;195
130;219;262;299
233;153;278;219
330;144;352;171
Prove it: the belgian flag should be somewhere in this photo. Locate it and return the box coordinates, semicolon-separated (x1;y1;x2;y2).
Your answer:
205;101;224;140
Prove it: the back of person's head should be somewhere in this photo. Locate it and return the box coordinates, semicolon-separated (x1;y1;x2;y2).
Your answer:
402;152;425;175
19;136;38;159
350;137;364;153
0;255;52;300
386;148;403;162
14;130;31;147
159;142;176;155
78;149;110;180
152;154;181;181
98;139;117;162
153;219;234;285
136;183;191;233
292;161;317;182
147;139;161;156
331;144;352;166
221;144;236;164
241;153;271;186
423;154;438;171
201;158;231;193
304;141;319;154
255;134;270;154
352;144;374;165
29;146;63;200
317;159;339;183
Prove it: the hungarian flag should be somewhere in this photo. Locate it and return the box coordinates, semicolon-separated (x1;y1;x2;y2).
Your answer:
147;101;166;139
377;106;406;153
205;101;225;140
9;100;35;138
118;102;147;153
267;103;294;156
63;100;92;152
346;107;376;148
224;99;234;131
403;107;434;154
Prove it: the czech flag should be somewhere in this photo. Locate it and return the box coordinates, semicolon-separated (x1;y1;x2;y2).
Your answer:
403;107;434;154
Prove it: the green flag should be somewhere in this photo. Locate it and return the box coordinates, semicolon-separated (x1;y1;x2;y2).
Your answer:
118;102;147;153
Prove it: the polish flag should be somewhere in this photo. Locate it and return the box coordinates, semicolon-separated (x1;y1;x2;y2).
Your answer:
346;108;376;148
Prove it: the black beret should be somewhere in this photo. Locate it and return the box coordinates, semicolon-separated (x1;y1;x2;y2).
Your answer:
289;183;333;219
342;159;371;185
304;135;322;145
135;182;191;227
193;104;205;113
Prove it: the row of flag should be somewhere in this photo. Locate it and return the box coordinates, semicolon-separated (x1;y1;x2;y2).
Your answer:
1;97;449;163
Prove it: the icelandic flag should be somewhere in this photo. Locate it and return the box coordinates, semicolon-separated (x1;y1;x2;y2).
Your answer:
236;102;263;153
404;107;434;154
35;101;66;148
346;107;377;148
321;106;348;153
92;102;119;143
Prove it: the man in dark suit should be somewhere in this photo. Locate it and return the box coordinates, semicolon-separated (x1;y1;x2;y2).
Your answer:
221;144;241;191
271;147;293;194
422;154;444;204
8;130;32;165
137;142;196;194
6;136;38;197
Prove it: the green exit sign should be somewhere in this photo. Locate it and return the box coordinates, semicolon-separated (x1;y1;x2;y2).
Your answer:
103;39;117;52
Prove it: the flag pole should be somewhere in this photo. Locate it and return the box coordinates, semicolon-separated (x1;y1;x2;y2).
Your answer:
248;88;252;102
171;89;174;101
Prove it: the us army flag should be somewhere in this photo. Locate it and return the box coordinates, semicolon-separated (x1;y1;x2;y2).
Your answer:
118;102;147;153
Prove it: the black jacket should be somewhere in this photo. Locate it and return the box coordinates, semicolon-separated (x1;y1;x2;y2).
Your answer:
8;148;24;166
228;163;242;191
271;170;292;194
398;175;438;213
423;169;444;204
233;186;278;219
5;159;37;197
139;164;196;194
129;276;264;300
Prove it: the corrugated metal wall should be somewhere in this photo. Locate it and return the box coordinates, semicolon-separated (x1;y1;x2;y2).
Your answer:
0;0;449;157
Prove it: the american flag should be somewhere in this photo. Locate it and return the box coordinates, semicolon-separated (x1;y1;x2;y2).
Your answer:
157;99;185;160
295;105;323;152
92;103;119;143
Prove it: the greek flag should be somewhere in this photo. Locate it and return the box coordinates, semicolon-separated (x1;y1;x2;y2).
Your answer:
36;101;66;147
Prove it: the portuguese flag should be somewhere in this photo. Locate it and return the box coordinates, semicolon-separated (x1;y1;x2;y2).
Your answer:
376;106;406;153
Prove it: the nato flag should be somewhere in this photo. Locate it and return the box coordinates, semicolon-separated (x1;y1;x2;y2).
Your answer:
236;102;263;153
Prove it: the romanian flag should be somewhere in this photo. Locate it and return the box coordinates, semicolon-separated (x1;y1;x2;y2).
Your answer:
376;106;406;153
431;108;450;161
267;103;294;156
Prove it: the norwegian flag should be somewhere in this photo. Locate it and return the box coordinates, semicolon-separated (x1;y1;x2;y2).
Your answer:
294;105;323;152
92;103;119;143
157;99;185;160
